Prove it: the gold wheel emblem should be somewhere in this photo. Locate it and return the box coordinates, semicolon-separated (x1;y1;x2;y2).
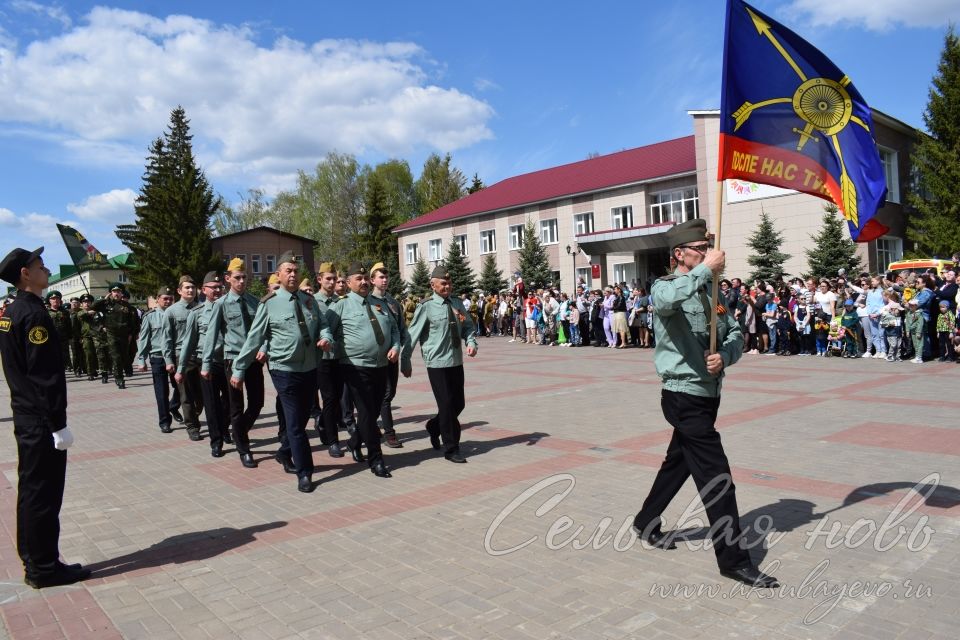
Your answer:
28;326;49;344
792;78;852;136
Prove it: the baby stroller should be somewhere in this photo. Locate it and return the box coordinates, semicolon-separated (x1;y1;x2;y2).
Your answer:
825;318;845;357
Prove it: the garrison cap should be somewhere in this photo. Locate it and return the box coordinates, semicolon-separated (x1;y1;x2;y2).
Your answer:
178;275;196;286
45;290;62;300
0;246;44;285
202;271;222;286
79;293;94;303
665;219;709;250
318;261;334;274
157;286;175;297
370;261;387;275
227;257;245;272
277;251;297;266
299;278;312;290
267;274;280;285
346;261;368;277
430;265;451;280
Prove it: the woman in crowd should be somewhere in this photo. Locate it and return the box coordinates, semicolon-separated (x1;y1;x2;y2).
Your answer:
611;285;629;348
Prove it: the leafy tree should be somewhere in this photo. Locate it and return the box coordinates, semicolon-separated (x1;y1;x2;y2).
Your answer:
118;107;222;296
246;276;267;299
369;159;418;225
408;256;432;299
212;189;271;236
805;205;864;279
906;27;960;258
355;173;393;262
518;219;552;290
478;254;507;294
442;237;476;296
746;209;791;283
467;173;485;194
415;152;466;215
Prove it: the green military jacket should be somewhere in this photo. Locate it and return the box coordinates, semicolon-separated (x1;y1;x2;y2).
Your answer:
48;307;72;341
331;291;401;368
403;293;478;370
232;287;334;380
179;301;223;374
162;298;198;366
651;263;742;398
76;309;100;339
313;291;342;361
135;307;166;365
93;298;138;334
202;290;259;373
371;289;409;353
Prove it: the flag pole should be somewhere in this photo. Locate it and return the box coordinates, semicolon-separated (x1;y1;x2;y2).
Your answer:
709;180;724;354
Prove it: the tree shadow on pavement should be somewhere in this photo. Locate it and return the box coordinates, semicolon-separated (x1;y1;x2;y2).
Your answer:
86;521;287;579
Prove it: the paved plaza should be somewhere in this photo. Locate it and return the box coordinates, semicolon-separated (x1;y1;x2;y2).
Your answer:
0;341;958;640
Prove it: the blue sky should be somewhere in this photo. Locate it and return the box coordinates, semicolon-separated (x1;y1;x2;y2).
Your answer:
0;0;955;271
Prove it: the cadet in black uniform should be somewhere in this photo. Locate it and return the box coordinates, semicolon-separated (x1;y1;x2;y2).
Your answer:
0;247;90;589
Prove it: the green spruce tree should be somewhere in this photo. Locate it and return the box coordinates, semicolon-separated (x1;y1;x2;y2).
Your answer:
385;246;407;298
906;27;960;258
408;256;432;299
746;210;791;283
356;174;394;262
118;107;222;295
467;173;485;194
805;205;864;279
442;238;476;296
518;219;552;290
478;254;507;294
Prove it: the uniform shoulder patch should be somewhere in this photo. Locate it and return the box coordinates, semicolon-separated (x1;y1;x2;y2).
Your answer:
28;325;49;344
0;317;11;332
260;291;276;304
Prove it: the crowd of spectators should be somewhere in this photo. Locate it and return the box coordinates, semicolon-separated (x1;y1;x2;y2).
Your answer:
450;264;960;363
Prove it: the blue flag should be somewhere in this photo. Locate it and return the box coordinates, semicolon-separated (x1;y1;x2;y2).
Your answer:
718;0;888;242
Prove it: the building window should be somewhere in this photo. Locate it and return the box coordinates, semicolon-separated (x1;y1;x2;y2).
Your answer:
574;212;594;236
480;230;496;254
266;255;276;273
613;263;636;285
611;206;634;229
509;224;525;250
251;255;261;274
117;272;128;283
649;188;699;225
455;234;468;256
540;219;559;245
876;236;903;273
879;147;900;204
405;243;419;265
576;267;592;287
429;239;443;261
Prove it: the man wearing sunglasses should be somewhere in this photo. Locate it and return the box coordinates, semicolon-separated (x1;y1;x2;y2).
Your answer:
632;218;778;589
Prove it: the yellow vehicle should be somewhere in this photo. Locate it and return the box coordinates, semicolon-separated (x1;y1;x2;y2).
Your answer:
886;259;956;276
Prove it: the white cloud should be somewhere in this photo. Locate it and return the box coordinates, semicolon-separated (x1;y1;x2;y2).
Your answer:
0;7;495;186
10;1;72;29
66;188;137;223
785;0;960;30
474;77;501;92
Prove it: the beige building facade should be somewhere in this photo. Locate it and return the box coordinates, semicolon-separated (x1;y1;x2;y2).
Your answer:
211;227;318;280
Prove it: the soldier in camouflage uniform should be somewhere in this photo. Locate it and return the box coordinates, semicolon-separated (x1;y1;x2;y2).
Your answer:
93;283;138;388
76;294;100;380
45;291;72;370
69;297;86;377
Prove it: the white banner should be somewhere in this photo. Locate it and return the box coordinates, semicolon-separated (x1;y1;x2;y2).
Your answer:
726;179;795;203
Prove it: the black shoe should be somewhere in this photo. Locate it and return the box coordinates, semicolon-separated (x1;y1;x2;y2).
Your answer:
276;455;296;474
223;433;233;445
426;418;442;450
346;442;365;463
211;445;224;458
159;423;173;434
187;430;203;442
444;452;467;463
384;433;403;448
328;443;344;458
171;409;184;424
101;372;109;384
87;374;96;381
297;476;314;493
371;461;392;477
240;454;257;468
632;524;677;550
24;563;91;589
720;566;779;589
116;378;126;389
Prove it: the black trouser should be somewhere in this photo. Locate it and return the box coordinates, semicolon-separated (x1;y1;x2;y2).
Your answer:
271;369;316;478
224;360;264;457
14;417;66;577
592;317;605;345
426;365;465;455
316;358;343;445
342;364;387;466
341;380;355;429
150;356;180;429
176;358;204;435
635;390;751;572
579;316;591;346
379;360;399;437
201;361;230;449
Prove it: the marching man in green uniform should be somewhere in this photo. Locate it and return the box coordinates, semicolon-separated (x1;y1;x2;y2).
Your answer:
179;272;229;457
163;275;203;441
45;291;72;370
136;287;181;433
69;297;85;377
331;262;400;478
403;265;478;463
370;261;409;448
203;257;265;469
631;218;778;589
230;252;334;493
93;283;138;388
76;294;100;381
312;261;345;458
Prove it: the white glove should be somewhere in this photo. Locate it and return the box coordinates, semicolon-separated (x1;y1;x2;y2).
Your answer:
52;427;75;451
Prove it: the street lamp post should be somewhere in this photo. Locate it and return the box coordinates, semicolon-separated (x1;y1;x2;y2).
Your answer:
566;244;577;292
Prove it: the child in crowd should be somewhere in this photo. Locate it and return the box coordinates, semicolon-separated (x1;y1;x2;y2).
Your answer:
795;303;812;355
839;298;861;358
879;298;903;362
567;305;581;346
904;299;925;364
814;312;830;356
937;300;956;362
775;304;793;355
